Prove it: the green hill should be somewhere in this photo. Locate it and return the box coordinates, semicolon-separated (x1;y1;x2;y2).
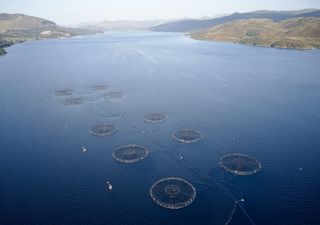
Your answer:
0;13;100;55
191;17;320;49
0;13;100;41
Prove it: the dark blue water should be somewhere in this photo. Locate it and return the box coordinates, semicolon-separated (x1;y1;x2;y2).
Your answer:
1;32;320;225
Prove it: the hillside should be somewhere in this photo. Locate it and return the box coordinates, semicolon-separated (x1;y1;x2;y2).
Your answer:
0;13;100;55
190;17;320;49
151;9;320;32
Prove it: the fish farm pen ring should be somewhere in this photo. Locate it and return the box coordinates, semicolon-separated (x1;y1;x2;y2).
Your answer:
113;144;149;163
89;124;119;136
172;128;203;144
63;97;85;105
143;112;168;123
220;153;262;176
91;85;108;91
55;89;73;96
150;177;196;209
104;91;123;99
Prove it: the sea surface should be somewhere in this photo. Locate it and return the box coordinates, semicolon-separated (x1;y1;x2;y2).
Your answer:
0;32;320;225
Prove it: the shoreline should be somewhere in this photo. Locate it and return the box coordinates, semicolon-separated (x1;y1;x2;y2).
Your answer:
1;31;318;56
0;31;102;56
188;34;316;50
0;40;15;56
185;33;320;51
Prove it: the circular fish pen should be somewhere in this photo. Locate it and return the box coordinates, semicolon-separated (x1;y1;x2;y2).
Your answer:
220;153;261;176
113;144;149;163
172;129;203;144
104;91;123;99
150;177;196;209
143;112;167;123
99;112;122;118
55;89;73;96
63;97;85;105
91;85;108;91
89;124;119;136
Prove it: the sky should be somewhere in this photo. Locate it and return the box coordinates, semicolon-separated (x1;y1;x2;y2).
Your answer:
1;0;320;25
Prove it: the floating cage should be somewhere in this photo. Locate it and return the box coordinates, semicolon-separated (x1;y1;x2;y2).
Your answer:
220;153;262;176
104;91;123;99
91;85;108;91
89;124;118;136
143;112;168;123
150;177;196;209
99;112;122;118
172;129;203;144
55;89;73;96
113;144;149;163
63;97;85;105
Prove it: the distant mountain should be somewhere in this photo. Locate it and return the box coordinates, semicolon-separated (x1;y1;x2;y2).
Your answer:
190;17;320;49
0;13;101;55
77;19;173;31
297;10;320;18
151;9;320;32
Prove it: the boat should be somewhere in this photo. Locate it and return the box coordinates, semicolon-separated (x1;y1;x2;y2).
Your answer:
82;146;87;152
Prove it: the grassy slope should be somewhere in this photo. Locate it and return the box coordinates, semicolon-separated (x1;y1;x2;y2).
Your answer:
0;13;99;42
191;17;320;49
0;13;100;56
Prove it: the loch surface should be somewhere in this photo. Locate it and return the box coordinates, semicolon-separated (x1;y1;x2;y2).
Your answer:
1;32;320;225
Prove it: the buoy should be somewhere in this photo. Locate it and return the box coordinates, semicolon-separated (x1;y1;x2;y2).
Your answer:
106;181;113;191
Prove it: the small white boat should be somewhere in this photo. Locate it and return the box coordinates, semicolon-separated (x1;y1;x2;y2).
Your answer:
106;181;113;191
82;146;87;152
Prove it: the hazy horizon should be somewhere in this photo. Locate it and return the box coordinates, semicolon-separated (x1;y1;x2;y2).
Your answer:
1;0;320;25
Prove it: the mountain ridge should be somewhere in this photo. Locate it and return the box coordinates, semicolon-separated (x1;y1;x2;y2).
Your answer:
151;9;320;32
75;19;174;31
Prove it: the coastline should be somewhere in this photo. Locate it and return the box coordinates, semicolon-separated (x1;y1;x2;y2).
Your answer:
1;30;318;56
0;40;14;56
188;33;318;50
0;31;102;56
